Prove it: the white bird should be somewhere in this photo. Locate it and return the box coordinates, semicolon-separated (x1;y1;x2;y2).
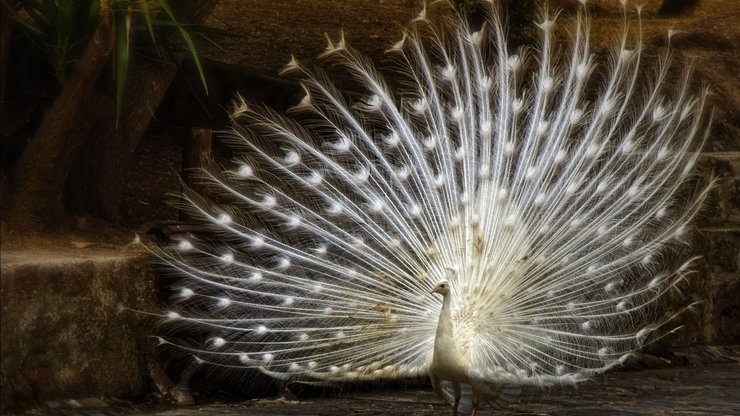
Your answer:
155;1;711;414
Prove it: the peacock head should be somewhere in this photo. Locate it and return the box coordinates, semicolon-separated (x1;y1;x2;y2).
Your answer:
430;280;450;296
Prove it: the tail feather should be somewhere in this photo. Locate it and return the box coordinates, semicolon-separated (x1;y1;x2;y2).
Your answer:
155;0;710;408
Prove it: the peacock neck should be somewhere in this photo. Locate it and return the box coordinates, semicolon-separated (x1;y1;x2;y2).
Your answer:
436;293;454;340
431;291;468;382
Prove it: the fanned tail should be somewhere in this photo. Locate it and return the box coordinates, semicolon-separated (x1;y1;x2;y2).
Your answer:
154;0;710;407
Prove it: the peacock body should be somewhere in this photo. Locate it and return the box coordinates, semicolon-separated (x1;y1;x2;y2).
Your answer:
157;1;711;414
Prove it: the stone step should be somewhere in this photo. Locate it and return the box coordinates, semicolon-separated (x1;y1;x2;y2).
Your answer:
0;246;157;412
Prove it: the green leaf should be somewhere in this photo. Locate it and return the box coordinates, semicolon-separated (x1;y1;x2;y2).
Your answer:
156;0;208;95
137;0;159;54
7;0;211;124
113;3;132;126
0;2;44;36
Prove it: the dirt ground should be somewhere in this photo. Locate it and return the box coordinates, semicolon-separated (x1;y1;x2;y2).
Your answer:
23;361;740;416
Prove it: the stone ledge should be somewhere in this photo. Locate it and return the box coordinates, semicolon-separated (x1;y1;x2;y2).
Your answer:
0;246;157;412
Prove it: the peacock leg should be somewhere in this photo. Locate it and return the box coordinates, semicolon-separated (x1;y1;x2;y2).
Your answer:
429;372;441;397
471;387;479;416
452;382;461;416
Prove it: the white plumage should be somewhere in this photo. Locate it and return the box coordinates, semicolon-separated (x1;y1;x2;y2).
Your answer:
156;1;710;414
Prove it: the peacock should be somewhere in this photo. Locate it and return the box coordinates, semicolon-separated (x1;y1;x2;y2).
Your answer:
154;1;711;414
